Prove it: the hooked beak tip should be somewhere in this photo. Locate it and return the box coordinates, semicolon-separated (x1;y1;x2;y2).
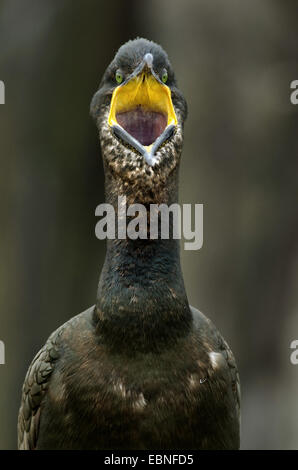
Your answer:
143;53;153;69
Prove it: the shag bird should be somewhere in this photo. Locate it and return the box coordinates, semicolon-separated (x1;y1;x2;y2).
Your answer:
18;38;240;450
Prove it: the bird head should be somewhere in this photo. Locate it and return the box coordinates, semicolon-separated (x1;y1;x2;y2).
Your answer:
91;38;187;189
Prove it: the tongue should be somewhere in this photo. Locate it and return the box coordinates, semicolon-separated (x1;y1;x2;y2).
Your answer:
116;107;167;146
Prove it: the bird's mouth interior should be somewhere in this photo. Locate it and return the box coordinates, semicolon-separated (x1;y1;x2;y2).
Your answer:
116;108;167;147
108;72;177;159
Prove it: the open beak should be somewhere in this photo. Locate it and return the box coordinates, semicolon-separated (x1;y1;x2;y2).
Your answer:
108;54;177;166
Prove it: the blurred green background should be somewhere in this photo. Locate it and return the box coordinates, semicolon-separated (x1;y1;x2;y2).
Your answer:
0;0;298;449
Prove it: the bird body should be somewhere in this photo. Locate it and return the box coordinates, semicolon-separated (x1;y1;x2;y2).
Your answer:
18;38;240;450
19;305;239;450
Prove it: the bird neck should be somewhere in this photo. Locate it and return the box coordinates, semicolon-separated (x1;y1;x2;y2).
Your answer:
94;163;192;352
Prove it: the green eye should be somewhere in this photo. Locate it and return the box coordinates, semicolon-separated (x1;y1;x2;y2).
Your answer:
162;70;168;84
115;70;123;84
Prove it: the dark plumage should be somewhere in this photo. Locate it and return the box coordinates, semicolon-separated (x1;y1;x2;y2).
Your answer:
18;38;240;450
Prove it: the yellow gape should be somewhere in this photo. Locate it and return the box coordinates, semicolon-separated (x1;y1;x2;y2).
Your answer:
108;72;177;152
